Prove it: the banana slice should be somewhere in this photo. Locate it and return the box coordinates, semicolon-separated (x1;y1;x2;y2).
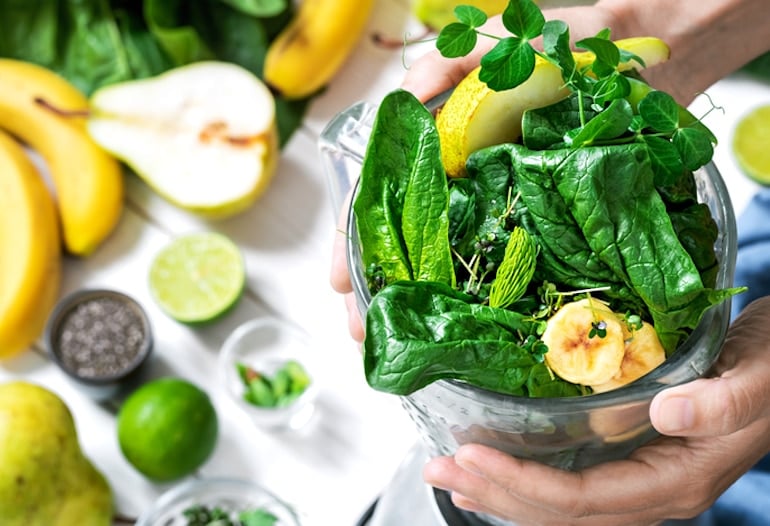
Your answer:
590;321;665;393
542;298;625;386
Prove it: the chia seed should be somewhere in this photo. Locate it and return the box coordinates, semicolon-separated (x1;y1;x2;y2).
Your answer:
55;297;147;379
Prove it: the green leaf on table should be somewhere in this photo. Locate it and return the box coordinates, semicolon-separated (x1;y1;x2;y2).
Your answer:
240;508;279;526
220;0;287;17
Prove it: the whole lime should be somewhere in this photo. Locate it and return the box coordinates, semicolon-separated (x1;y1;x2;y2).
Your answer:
117;377;218;481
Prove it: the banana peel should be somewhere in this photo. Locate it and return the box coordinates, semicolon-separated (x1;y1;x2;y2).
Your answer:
264;0;376;99
0;59;123;256
0;130;61;359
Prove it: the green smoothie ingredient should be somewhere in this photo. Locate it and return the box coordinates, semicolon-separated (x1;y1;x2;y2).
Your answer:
237;360;311;408
183;505;279;526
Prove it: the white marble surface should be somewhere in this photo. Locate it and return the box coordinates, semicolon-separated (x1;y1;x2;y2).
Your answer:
1;0;769;524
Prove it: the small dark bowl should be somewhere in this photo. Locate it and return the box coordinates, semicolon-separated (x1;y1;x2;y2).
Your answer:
45;289;153;400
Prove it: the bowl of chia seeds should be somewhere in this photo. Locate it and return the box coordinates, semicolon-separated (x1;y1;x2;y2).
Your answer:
45;289;153;399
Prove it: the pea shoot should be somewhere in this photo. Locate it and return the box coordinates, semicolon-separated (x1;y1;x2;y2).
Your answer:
435;0;719;184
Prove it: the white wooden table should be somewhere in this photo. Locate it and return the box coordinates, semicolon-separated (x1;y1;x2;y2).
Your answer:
1;1;768;524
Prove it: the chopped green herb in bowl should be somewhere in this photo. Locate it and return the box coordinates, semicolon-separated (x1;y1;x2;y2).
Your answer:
183;504;279;526
237;360;311;408
218;318;319;432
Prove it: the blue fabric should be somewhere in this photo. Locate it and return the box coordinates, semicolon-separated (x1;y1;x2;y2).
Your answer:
707;188;770;525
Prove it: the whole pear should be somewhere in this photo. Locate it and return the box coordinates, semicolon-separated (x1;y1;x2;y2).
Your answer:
0;381;113;525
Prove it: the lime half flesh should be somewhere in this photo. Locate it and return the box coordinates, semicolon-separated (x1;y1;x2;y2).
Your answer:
149;232;245;323
733;104;770;185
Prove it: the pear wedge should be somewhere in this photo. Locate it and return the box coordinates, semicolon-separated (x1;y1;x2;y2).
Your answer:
437;37;670;177
87;61;278;218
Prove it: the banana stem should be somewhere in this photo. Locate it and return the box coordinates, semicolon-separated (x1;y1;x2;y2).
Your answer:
34;97;90;118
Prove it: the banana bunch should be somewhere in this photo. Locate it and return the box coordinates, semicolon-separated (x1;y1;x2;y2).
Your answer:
541;298;665;392
263;0;376;100
0;130;61;359
0;59;124;359
0;59;123;257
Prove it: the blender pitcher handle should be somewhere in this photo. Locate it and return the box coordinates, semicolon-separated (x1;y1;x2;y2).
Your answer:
318;101;378;216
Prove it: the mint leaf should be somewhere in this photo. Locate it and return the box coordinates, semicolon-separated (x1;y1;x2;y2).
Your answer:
437;22;478;58
479;36;535;90
501;0;545;39
239;509;279;526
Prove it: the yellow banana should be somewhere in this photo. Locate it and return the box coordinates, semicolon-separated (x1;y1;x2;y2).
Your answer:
0;130;61;359
263;0;376;100
0;59;123;256
541;298;626;386
590;321;665;393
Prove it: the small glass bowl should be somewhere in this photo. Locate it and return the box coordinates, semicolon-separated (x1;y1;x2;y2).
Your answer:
218;318;318;432
44;289;153;400
320;100;738;482
135;477;301;526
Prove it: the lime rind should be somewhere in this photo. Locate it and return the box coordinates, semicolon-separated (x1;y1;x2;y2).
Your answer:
149;232;246;323
733;104;770;185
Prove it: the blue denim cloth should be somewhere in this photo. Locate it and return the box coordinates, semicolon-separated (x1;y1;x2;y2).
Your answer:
700;188;770;525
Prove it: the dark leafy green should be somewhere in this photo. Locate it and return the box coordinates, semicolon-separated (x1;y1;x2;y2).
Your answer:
0;0;305;145
354;89;455;292
364;280;580;397
355;0;745;398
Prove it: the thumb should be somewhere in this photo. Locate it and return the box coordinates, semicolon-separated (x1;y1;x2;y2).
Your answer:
650;297;770;437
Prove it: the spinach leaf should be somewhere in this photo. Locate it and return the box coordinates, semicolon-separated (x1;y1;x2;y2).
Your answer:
354;90;455;291
544;144;734;350
364;280;559;396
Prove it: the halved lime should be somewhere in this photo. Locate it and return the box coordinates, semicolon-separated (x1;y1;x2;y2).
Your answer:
149;232;245;323
733;104;770;185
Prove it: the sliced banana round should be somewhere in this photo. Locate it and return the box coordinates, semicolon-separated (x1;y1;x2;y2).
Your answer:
590;321;666;393
542;298;626;386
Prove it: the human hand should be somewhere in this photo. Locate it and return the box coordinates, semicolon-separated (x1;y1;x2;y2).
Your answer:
422;296;770;526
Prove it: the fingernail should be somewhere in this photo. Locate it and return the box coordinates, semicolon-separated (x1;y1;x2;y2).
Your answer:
656;396;695;433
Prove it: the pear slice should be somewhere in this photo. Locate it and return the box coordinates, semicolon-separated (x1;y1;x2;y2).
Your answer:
436;37;671;177
87;61;279;217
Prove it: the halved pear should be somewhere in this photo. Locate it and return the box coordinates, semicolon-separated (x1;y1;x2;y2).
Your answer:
87;61;279;217
436;37;671;177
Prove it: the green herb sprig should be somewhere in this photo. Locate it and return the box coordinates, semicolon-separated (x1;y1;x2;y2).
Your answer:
237;360;311;408
435;0;718;181
183;505;279;526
